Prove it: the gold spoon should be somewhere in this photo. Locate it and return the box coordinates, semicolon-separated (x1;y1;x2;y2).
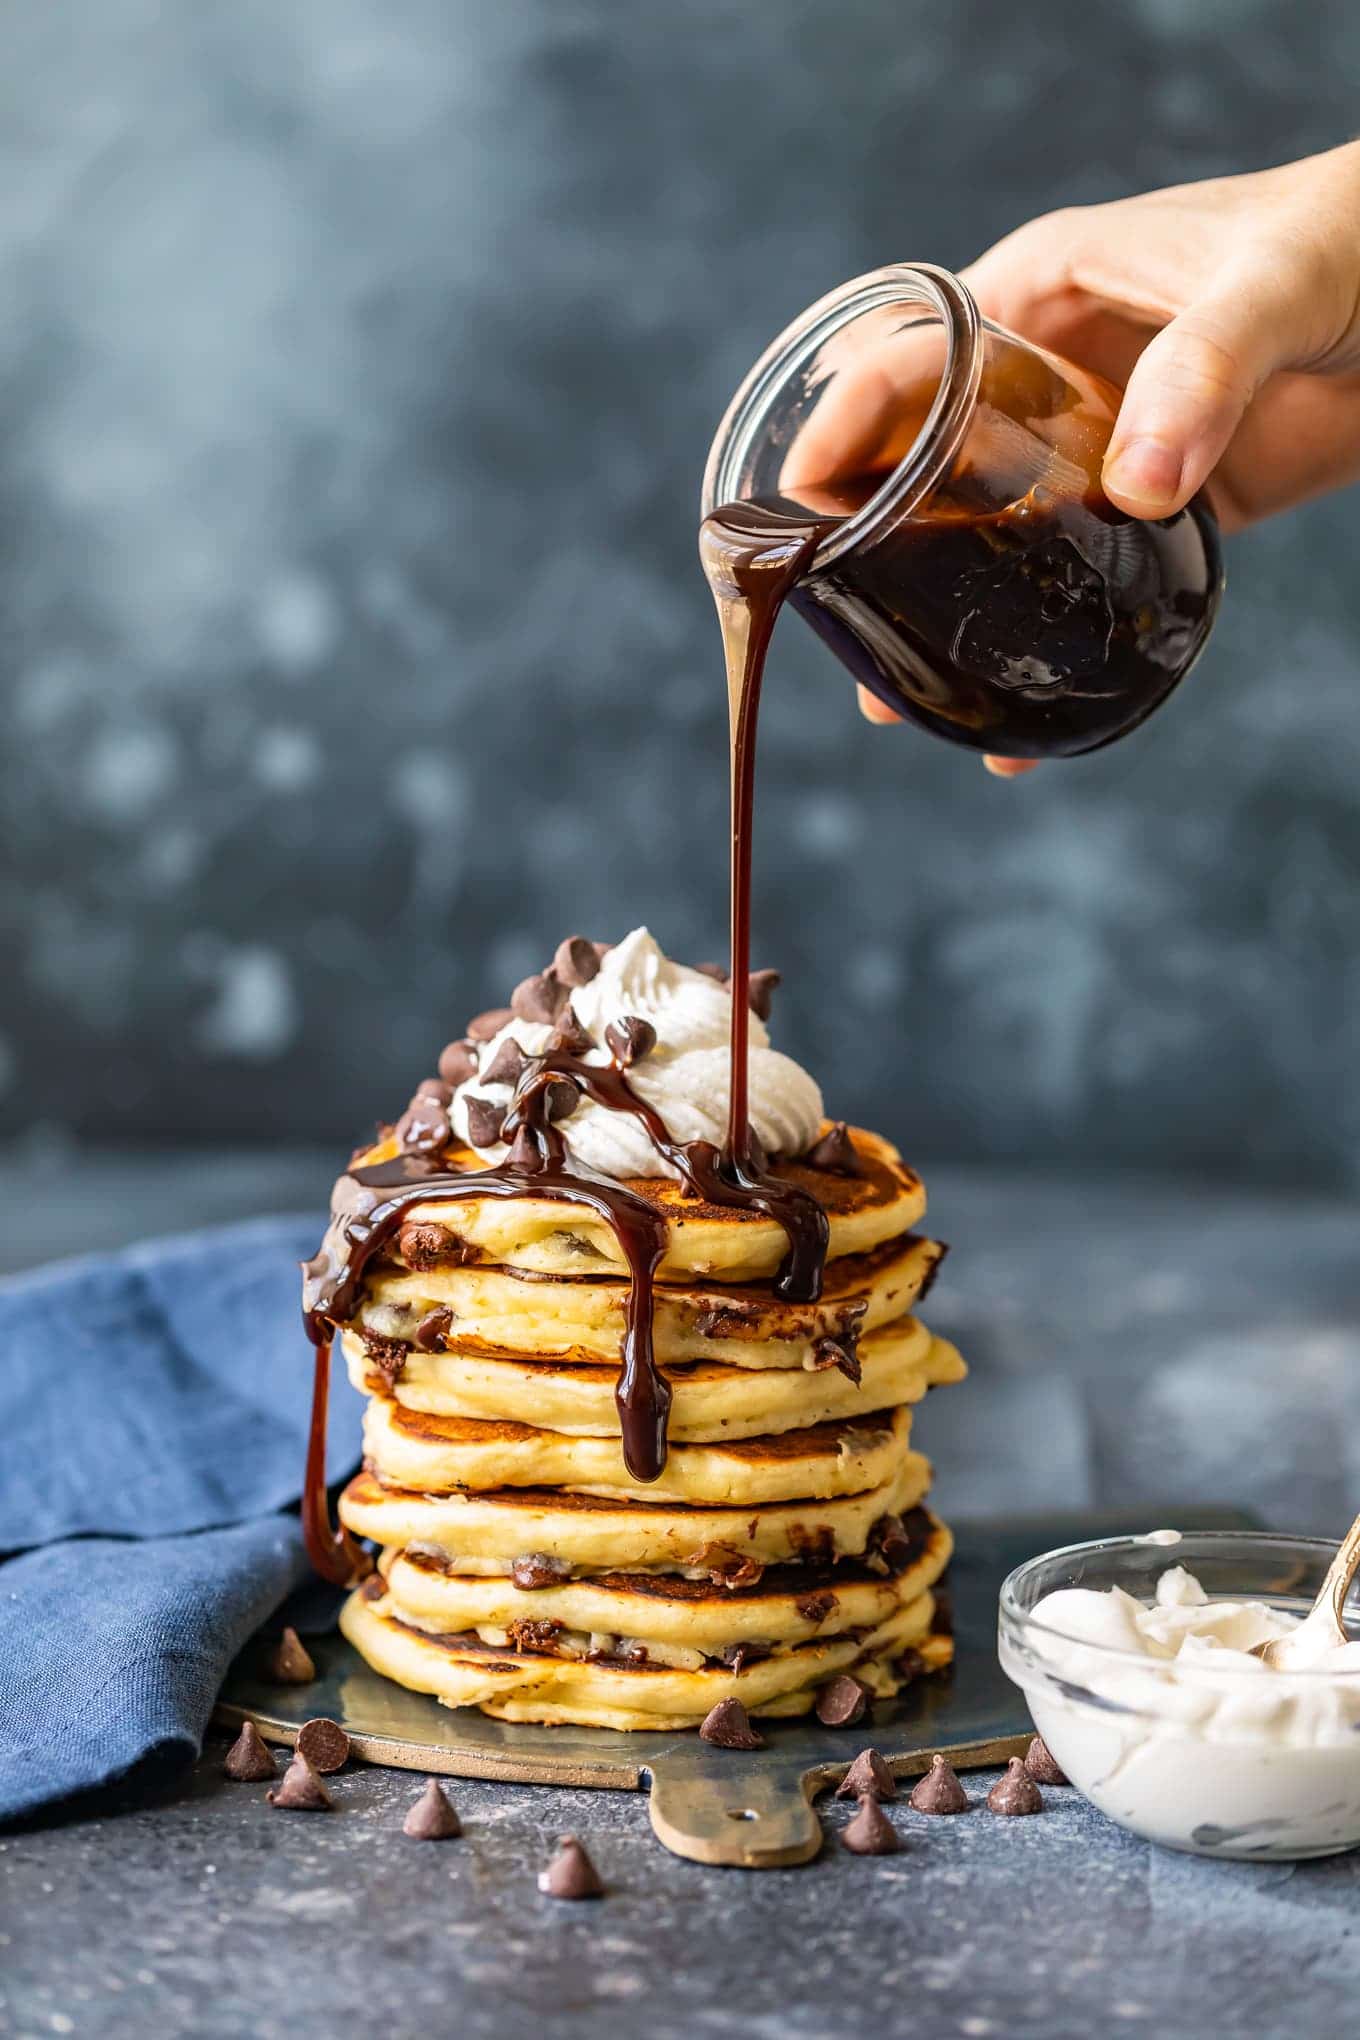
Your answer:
1251;1508;1360;1669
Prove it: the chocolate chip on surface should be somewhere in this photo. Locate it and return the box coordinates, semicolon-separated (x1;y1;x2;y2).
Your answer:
223;1720;277;1783
1024;1734;1069;1787
746;968;781;1020
909;1753;970;1815
437;1039;478;1087
841;1793;901;1855
479;1037;530;1089
465;1096;507;1148
466;1007;514;1042
553;936;603;987
511;970;569;1024
359;1573;387;1602
988;1757;1044;1816
815;1674;872;1727
802;1121;864;1176
605;1015;657;1066
297;1718;350;1775
267;1750;332;1811
403;1778;463;1840
836;1748;897;1801
267;1627;315;1685
359;1328;405;1391
538;1835;604;1900
511;1552;571;1590
699;1697;765;1749
796;1590;837;1625
414;1307;454;1352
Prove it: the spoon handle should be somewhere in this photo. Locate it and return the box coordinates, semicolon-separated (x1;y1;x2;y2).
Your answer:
1316;1508;1360;1633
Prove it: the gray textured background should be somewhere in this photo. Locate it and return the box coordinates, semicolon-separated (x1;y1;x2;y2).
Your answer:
1;0;1357;1184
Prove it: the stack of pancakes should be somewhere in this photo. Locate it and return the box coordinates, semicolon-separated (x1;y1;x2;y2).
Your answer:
337;1126;964;1730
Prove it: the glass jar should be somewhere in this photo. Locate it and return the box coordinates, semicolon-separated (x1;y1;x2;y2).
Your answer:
702;263;1224;758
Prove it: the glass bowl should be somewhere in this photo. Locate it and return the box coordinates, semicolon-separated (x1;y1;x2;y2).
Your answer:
999;1530;1360;1860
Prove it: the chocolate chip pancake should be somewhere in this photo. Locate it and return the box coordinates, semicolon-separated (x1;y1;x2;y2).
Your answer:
341;1319;964;1442
306;929;968;1733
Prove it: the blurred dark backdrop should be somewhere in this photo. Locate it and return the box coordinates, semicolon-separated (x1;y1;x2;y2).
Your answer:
2;0;1357;1188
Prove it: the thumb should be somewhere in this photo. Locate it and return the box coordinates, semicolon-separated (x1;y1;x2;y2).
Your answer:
1101;289;1292;517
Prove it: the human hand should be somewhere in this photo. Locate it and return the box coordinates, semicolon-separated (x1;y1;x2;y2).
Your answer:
838;144;1360;770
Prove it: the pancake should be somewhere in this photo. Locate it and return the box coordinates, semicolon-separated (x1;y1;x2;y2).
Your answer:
340;1579;949;1729
344;1124;922;1281
379;1508;953;1656
342;1319;965;1442
338;1450;932;1572
363;1397;913;1504
357;1231;946;1367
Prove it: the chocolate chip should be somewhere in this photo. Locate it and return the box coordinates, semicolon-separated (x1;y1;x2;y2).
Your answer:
810;1335;861;1385
549;1008;594;1057
545;1076;579;1122
837;1748;897;1801
695;961;730;983
466;1007;514;1042
698;1698;765;1749
359;1328;405;1391
796;1590;837;1626
403;1778;462;1840
1024;1735;1069;1787
987;1757;1043;1817
507;1618;564;1653
895;1647;927;1684
437;1038;478;1087
747;968;781;1020
511;1552;571;1590
414;1307;454;1352
717;1641;770;1673
465;1096;507;1148
480;1037;530;1089
223;1720;277;1782
692;1300;762;1337
537;1834;604;1900
267;1627;315;1685
802;1122;863;1176
267;1751;332;1811
815;1675;872;1728
511;970;569;1024
395;1091;449;1155
398;1221;457;1271
415;1077;453;1104
605;1015;657;1066
359;1573;387;1602
909;1753;970;1815
297;1718;350;1774
505;1123;542;1170
552;936;602;987
710;1555;765;1589
841;1793;901;1855
874;1514;914;1572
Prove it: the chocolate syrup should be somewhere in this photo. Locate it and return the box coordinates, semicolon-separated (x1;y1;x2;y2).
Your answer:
299;459;841;1577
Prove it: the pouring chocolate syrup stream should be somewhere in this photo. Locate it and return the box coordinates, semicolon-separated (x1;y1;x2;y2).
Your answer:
300;495;841;1581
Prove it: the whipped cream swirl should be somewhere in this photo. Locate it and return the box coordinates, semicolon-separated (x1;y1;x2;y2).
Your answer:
450;927;824;1182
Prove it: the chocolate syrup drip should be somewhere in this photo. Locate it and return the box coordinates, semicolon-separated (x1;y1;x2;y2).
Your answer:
300;495;839;1580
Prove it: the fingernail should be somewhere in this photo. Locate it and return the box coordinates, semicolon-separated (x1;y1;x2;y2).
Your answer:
984;756;1039;779
1103;436;1183;509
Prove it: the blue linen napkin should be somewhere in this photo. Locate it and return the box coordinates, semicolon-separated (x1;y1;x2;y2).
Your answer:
0;1215;364;1823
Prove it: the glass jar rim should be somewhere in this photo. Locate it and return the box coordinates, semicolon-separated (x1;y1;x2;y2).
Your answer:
1000;1529;1360;1681
700;260;984;574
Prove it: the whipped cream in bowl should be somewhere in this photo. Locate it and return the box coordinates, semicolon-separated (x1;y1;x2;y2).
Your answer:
999;1530;1360;1859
